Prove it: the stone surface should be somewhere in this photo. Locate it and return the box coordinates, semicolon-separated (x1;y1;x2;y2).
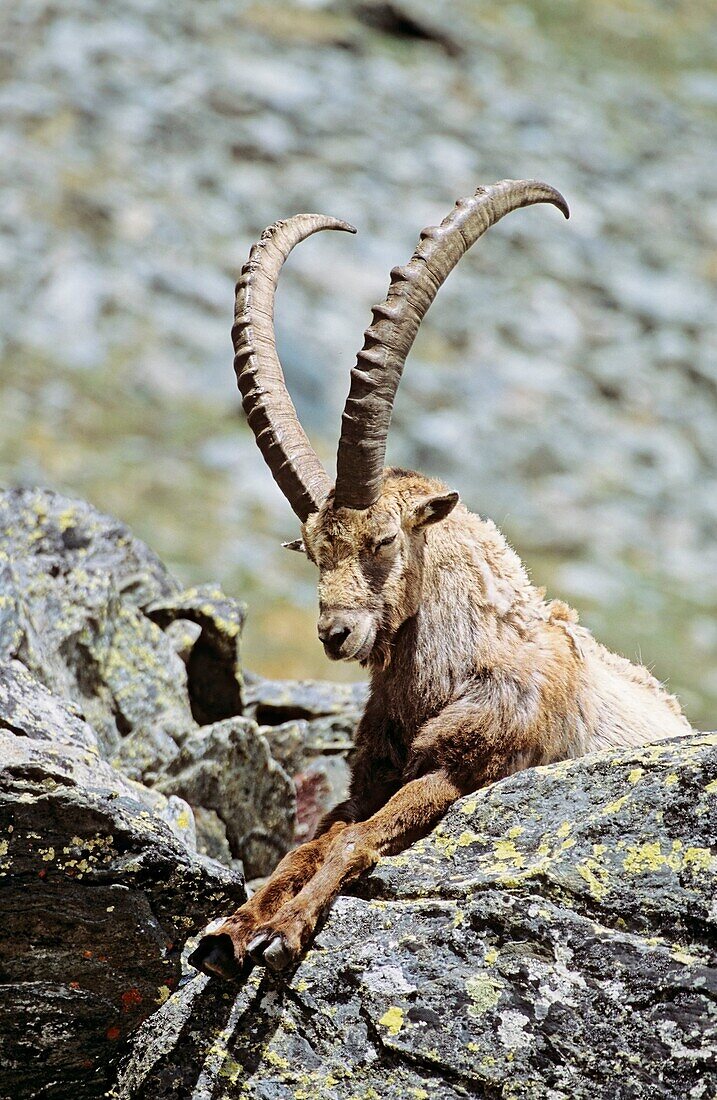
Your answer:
117;733;716;1100
156;717;296;879
246;673;364;842
0;488;293;878
0;660;245;1100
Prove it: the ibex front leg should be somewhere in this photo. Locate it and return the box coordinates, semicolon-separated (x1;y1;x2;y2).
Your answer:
189;741;401;980
247;770;462;971
189;816;351;980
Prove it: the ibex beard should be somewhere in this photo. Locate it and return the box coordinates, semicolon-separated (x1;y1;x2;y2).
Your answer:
189;180;691;980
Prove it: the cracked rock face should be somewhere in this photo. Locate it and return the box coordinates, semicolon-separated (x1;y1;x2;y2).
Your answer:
0;487;244;760
117;733;716;1100
0;661;245;1100
155;717;295;879
0;488;300;876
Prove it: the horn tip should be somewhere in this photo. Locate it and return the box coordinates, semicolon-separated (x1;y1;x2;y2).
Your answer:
542;183;570;220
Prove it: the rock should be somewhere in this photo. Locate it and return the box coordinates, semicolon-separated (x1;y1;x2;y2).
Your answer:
0;661;245;1100
243;672;367;727
243;676;363;842
155;718;295;879
0;489;247;764
145;584;246;728
116;732;716;1100
0;489;288;877
0;488;196;758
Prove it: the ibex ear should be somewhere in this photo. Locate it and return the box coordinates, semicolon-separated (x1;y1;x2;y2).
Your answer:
282;539;306;553
411;491;459;530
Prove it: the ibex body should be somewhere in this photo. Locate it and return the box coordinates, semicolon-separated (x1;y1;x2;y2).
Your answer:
190;181;690;979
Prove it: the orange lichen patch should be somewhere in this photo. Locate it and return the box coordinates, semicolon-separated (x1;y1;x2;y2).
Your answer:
82;950;93;958
106;1026;121;1041
69;981;80;990
120;988;143;1011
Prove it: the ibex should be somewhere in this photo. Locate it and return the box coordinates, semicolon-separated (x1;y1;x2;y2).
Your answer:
190;179;690;979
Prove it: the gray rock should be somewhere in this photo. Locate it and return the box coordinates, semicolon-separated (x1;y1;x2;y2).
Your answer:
243;671;367;727
117;732;716;1100
0;489;282;877
0;662;244;1100
0;488;192;757
0;489;248;764
156;717;295;879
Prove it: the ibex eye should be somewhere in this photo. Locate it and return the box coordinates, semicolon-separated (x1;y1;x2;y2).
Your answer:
375;533;397;552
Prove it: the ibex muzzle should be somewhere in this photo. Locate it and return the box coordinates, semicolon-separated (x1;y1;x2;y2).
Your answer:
317;609;374;661
190;179;691;985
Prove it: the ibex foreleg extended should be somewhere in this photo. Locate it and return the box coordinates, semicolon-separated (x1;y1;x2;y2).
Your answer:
190;180;691;980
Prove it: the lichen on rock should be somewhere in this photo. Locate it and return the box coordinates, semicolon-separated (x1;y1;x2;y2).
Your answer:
117;733;716;1100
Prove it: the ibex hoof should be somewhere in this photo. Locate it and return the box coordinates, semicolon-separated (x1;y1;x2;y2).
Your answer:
246;931;273;962
188;933;242;981
247;930;294;971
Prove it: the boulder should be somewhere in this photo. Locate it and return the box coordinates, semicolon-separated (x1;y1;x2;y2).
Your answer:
0;660;245;1100
245;673;366;843
155;718;295;879
116;732;716;1100
0;489;294;877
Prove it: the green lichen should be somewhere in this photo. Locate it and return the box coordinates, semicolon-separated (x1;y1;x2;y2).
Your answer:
465;973;504;1017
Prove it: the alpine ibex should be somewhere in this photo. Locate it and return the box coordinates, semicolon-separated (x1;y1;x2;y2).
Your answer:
190;179;690;979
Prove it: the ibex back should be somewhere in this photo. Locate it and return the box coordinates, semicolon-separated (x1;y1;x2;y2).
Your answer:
190;180;690;979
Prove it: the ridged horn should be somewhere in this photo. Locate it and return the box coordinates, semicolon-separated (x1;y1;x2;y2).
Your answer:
333;179;569;511
233;214;356;522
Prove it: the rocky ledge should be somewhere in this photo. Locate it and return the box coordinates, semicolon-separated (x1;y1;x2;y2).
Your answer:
0;489;361;1099
0;489;715;1099
116;732;716;1100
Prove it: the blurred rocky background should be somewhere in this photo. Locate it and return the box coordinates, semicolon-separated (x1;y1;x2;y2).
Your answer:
1;0;716;725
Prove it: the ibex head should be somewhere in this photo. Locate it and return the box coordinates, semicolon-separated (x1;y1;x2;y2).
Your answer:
233;180;569;666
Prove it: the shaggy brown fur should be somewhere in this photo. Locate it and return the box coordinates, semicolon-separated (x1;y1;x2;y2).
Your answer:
190;467;690;978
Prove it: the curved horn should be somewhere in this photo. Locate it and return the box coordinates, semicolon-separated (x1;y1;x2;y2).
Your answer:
233;214;356;522
333;179;569;511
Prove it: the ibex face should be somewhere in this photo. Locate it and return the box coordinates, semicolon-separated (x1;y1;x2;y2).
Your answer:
231;179;568;660
299;471;459;664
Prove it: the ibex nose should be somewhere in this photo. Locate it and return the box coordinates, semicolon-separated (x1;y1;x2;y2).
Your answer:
318;615;351;658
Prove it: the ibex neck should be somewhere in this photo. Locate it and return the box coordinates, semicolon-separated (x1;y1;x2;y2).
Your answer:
376;510;541;731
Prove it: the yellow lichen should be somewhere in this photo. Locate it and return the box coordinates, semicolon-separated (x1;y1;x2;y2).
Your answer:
264;1050;290;1070
602;796;628;814
378;1006;404;1036
628;768;644;784
577;861;608;900
623;841;713;874
219;1055;243;1083
493;840;525;868
682;846;712;871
